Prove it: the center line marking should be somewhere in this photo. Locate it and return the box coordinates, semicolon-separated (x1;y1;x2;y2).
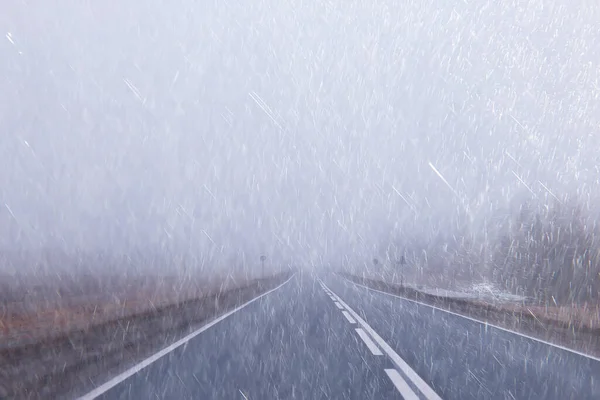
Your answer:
320;279;442;400
355;328;383;355
334;302;344;310
342;310;356;324
385;369;419;400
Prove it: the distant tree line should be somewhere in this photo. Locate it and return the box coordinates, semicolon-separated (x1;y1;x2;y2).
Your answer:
375;199;600;305
492;200;600;304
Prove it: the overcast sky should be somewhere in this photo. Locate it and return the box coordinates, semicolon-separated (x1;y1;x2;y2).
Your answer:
1;0;599;273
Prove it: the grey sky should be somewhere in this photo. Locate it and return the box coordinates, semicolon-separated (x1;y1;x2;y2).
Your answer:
1;0;599;272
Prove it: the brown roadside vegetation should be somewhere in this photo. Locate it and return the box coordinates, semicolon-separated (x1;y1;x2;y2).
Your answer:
0;264;292;399
1;272;246;349
0;249;261;348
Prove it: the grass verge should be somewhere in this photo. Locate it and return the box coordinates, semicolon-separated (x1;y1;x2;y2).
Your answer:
0;271;292;399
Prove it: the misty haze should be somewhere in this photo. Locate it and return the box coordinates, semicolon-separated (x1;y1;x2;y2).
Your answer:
2;0;600;399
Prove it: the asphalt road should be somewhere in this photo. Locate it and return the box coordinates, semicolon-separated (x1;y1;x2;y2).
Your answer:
80;273;600;400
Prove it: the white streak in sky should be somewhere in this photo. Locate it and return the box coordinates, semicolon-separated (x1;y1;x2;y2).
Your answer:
512;170;537;198
4;204;16;220
171;70;180;87
509;114;526;130
392;186;417;213
428;162;458;196
538;181;562;204
249;91;283;131
123;78;145;104
203;185;217;201
202;230;216;245
6;32;22;54
505;151;523;168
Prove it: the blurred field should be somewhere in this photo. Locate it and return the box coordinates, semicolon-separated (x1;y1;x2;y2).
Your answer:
0;249;265;348
495;302;600;333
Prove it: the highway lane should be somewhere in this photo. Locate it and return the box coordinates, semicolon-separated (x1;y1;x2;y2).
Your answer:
80;272;600;399
83;274;413;399
323;274;600;400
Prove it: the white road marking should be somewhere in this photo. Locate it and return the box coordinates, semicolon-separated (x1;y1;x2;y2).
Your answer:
385;369;419;400
320;280;442;400
355;328;383;356
342;311;356;324
334;302;344;309
79;274;296;399
344;277;600;363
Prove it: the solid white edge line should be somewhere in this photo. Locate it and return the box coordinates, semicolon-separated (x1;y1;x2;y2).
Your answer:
343;277;600;363
385;369;419;400
342;310;356;324
355;328;383;356
320;279;442;400
79;274;296;399
334;302;344;309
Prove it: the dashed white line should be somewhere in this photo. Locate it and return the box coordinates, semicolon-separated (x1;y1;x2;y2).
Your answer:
385;369;419;400
334;302;344;310
355;328;383;356
342;310;356;324
79;274;296;399
320;280;442;400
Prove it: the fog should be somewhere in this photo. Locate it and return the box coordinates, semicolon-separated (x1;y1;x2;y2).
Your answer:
2;0;599;276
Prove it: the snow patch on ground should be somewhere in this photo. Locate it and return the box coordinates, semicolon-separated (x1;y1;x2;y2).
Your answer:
468;282;527;302
418;282;528;303
400;281;528;303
